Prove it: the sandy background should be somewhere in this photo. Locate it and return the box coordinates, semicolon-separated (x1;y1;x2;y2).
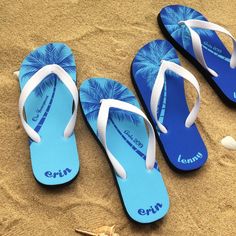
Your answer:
0;0;236;235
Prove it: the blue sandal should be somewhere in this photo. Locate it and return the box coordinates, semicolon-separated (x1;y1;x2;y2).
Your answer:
80;78;169;223
131;39;208;171
18;43;79;186
158;5;236;105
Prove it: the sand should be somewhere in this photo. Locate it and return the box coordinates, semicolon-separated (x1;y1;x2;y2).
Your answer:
0;0;236;235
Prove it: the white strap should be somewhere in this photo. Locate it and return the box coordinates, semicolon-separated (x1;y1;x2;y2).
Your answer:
150;60;200;133
19;64;78;143
97;99;156;179
179;19;236;77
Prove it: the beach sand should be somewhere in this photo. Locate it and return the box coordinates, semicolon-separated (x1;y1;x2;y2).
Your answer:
0;0;236;235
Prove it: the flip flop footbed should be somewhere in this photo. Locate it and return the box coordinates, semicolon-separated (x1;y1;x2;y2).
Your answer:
80;78;169;223
131;40;207;171
19;43;79;185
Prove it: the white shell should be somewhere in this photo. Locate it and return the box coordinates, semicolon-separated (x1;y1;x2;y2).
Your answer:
13;71;19;78
221;136;236;150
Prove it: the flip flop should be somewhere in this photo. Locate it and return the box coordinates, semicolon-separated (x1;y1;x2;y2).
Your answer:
18;43;79;186
79;78;169;223
131;39;208;171
158;5;236;105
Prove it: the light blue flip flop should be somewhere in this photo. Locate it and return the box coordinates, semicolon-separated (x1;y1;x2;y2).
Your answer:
80;78;169;223
18;43;79;186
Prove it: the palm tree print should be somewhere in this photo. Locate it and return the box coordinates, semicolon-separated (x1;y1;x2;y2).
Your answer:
161;6;214;50
133;40;179;89
81;79;159;170
20;43;75;144
133;41;178;135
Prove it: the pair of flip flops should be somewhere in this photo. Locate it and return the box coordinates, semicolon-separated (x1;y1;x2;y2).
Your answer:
17;4;235;224
18;44;169;223
18;43;168;223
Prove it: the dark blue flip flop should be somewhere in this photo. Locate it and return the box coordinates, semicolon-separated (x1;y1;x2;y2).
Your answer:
131;39;208;171
158;5;236;105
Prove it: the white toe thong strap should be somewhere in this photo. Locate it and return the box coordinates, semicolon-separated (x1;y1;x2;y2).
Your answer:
19;64;78;143
150;60;200;134
179;19;236;77
97;99;156;179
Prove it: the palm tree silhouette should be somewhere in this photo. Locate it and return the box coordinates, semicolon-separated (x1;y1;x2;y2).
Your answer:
81;79;159;170
133;41;179;89
133;40;178;133
20;43;75;144
161;6;214;50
